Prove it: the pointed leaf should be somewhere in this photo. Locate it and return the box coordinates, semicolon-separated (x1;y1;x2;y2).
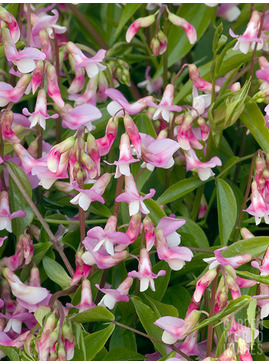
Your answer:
114;4;141;38
222;237;269;258
42;256;71;289
247;299;257;349
71;306;115;323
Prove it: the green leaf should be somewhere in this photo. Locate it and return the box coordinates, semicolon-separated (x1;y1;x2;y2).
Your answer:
187;295;251;334
8;161;34;238
144;198;166;225
260;320;269;329
162;286;191;318
103;347;145;361
114;4;141;38
42;256;71;289
144;294;178;318
7;3;19;16
154;4;215;80
214;321;231;358
179;216;210;249
157;177;207;205
236;270;268;285
132;297;166;356
240;100;269;153
0;346;20;361
134;113;157;138
33;242;53;265
247;299;257;349
212;23;224;55
72;324;115;361
216;179;237;245
222;237;269;258
71;306;115;323
34;306;51;327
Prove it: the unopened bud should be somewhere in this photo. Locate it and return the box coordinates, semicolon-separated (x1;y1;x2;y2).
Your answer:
240;227;255;240
151;37;161;57
32;60;44;94
126;15;155;43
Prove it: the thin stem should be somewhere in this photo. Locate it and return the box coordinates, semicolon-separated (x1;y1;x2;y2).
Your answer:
162;12;168;88
233;150;258;242
5;162;75;277
172;63;188;85
112;320;192;361
94;269;109;305
113;175;124;218
40;218;108;225
206;267;220;357
49;285;78;308
26;4;31;47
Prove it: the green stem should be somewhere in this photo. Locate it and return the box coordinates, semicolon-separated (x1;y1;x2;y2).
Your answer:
162;12;168;88
112;320;192;361
40;218;108;225
191;185;204;221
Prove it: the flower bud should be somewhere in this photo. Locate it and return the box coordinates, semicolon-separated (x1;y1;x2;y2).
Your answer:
143;215;155;251
168;11;197;44
238;337;253;361
46;63;65;108
150;37;161;57
1;110;20;144
126;15;155;43
123;114;141;155
39;29;53;60
240;227;255;239
157;30;167;54
32;60;44;94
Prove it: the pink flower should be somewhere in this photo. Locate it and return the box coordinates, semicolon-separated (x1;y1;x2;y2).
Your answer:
96;117;118;156
193;268;217;303
68;77;97;106
105;88;154;116
137;66;163;95
0;74;31;106
203;247;252;270
115;174;155;216
32;60;44;94
67;42;106;78
68;279;96;312
143;215;155;251
57;103;102;130
0;6;20;43
146;84;182;122
0;191;26;233
126;15;155;43
67;68;85;94
167;11;197;44
83;216;129;256
244;181;269;225
2;28;45;73
23;89;58;129
188;64;220;94
70;173;112;211
31;9;67;47
140;132;180;170
238;337;253;361
3;233;33;271
229;317;259;343
184;148;222;181
82;248;128;270
229;10;262;54
46;63;65;108
157;216;186;247
217;4;241;22
128;248;166;292
107;133;140;178
156;229;193;271
123;114;142;155
96;277;133;309
0;236;7;247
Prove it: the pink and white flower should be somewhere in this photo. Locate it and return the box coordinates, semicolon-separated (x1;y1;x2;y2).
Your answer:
188;64;220;94
57;103;102;130
96;277;133;309
137;66;163;95
244;180;269;225
167;11;197;44
0;74;31;107
0;6;20;43
128;248;166;292
115;174;156;216
157;216;186;247
0;191;26;233
126;15;155;43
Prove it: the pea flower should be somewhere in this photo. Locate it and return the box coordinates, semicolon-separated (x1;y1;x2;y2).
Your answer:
96;277;133;309
0;6;20;42
0;191;26;233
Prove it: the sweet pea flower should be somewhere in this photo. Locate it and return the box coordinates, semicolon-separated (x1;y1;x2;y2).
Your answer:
126;15;155;43
70;173;112;211
193;268;218;303
31;9;67;47
156;229;193;271
67;279;96;312
83;216;129;256
96;277;133;309
2;28;46;73
67;41;106;78
157;216;186;247
96;116;118;156
229;317;259;343
70;249;92;286
0;6;20;43
140;132;180;170
0;303;36;335
105;88;154;116
0;191;26;233
229;10;262;54
107;133;140;178
68;77;97;106
82;248;128;270
167;10;197;44
188;64;220;94
137;66;163;95
0;74;31;107
203;247;252;270
123;114;142;155
56;103;102;130
184;148;222;181
146;84;182;122
3;233;34;271
244;181;269;225
2;268;50;311
115;174;155;216
46;63;65;108
32;60;44;94
23;89;58;129
67;68;85;94
128;248;166;292
143;215;155;251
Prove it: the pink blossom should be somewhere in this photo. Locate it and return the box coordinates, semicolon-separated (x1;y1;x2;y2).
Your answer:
96;277;133;309
82;248;128;270
31;9;67;47
2;28;45;73
229;317;259;343
46;63;65;108
67;279;96;312
140;132;180;170
128;248;166;292
67;42;106;78
157;216;186;247
96;117;118;156
0;303;36;335
156;229;193;271
32;60;44;94
70;173;112;211
143;215;155;251
123;114;142;155
83;216;129;256
146;84;182;122
188;64;220;94
193;268;217;303
115;174;155;216
67;68;85;94
1;110;20;144
116;213;142;252
3;233;33;271
167;11;197;44
0;74;31;106
217;4;241;22
238;337;253;361
105;88;154;116
70;249;92;286
0;6;20;43
126;15;155;43
229;10;262;54
203;247;252;270
0;236;7;247
68;77;97;106
244;181;269;225
137;66;163;94
184;148;222;181
0;191;26;233
23;88;58;129
57;103;102;130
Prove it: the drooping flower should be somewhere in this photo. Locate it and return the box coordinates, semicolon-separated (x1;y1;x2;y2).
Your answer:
244;180;269;225
0;6;20;43
115;174;155;216
128;248;166;292
126;15;155;43
0;74;31;107
96;277;133;309
167;10;197;44
0;191;26;233
188;64;220;94
3;232;34;271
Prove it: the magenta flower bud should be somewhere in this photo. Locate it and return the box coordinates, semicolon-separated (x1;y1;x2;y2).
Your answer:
70;249;91;286
77;279;96;312
123;114;141;155
150;37;161;57
143;215;155;251
46;63;65;108
68;68;85;94
96;116;118;156
1;110;20;144
128;248;166;292
48;136;76;173
167;11;197;44
0;6;20;42
39;29;53;61
126;15;155;43
32;60;44;94
0;74;31;106
238;337;253;361
0;191;26;232
3;232;33;270
188;64;219;93
157;30;167;55
96;277;133;309
197;117;210;141
87;133;100;175
193;268;217;303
